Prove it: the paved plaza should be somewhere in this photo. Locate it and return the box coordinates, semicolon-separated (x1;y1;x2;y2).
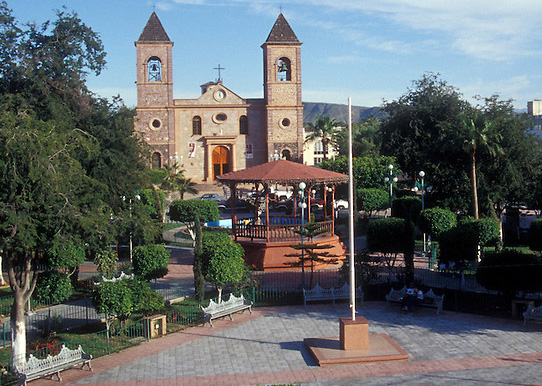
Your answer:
30;301;542;386
26;231;542;386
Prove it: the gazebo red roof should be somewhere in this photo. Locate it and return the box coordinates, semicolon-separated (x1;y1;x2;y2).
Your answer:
216;160;348;185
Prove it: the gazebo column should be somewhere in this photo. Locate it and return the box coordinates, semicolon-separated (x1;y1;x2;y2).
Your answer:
231;184;238;240
332;185;336;234
265;187;270;243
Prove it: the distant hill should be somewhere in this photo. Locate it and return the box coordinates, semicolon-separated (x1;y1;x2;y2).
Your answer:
303;102;382;124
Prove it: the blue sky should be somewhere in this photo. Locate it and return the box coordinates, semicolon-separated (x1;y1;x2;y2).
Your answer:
8;0;542;110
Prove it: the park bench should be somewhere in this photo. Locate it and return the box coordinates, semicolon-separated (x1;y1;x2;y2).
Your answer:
15;344;92;386
201;294;253;327
303;284;364;306
385;286;444;314
523;304;542;326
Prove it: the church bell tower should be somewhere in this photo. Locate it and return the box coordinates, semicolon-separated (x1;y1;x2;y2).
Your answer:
262;14;304;162
135;12;175;169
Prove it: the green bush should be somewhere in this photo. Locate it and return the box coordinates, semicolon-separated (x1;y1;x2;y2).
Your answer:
168;199;220;224
418;208;457;240
391;196;422;222
439;225;478;264
367;217;408;254
528;219;542;252
128;280;164;315
476;249;542;296
34;271;73;304
132;244;170;281
356;188;388;216
93;280;133;320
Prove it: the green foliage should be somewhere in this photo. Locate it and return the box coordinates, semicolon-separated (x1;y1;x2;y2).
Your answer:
127;280;164;315
202;235;249;300
193;216;205;302
528;219;542;252
391;196;422;222
418;208;457;240
93;280;133;320
169;200;220;224
320;155;398;190
139;188;165;220
46;237;86;270
94;249;118;278
367;218;408;254
356;188;388;216
476;249;542;296
461;218;500;247
147;169;167;185
33;271;73;304
335;117;382;157
132;244;170;281
439;225;478;264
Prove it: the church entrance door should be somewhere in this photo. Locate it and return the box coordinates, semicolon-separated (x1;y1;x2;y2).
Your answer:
212;146;230;179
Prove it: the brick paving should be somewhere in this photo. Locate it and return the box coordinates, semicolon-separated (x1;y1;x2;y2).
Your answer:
28;237;542;386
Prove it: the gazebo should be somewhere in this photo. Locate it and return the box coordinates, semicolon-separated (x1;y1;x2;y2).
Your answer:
216;159;349;270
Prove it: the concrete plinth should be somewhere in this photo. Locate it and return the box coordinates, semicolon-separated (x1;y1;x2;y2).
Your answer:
340;316;369;350
304;316;409;367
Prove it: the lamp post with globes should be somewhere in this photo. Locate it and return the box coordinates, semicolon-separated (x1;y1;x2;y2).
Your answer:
384;164;398;215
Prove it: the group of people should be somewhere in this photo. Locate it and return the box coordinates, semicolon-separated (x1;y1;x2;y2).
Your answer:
401;283;424;312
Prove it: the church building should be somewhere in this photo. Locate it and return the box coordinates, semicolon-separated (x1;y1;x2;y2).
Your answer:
135;12;305;182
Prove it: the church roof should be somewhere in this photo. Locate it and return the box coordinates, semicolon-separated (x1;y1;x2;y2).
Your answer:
137;12;171;42
217;159;348;185
265;13;300;44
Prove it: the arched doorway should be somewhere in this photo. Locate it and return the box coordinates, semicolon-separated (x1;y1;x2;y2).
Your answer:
212;146;230;179
151;152;162;169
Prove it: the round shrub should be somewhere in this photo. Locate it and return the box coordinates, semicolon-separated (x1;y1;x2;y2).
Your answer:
391;196;422;222
34;271;73;304
132;244;170;281
439;225;478;264
367;217;408;254
418;208;457;240
356;188;389;216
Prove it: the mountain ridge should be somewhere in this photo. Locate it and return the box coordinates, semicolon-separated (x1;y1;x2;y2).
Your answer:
303;102;382;124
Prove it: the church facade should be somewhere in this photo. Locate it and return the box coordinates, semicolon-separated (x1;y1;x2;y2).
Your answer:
135;12;305;182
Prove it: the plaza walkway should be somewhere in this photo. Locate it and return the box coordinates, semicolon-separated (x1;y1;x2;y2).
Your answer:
28;238;542;386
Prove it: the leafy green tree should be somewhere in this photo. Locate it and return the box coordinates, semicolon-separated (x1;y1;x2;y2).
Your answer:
336;117;382;157
356;188;388;217
193;216;205;302
132;244;170;281
33;271;73;305
367;218;410;279
168;200;220;244
93;279;133;337
203;236;249;303
0;4;150;365
418;208;457;240
380;73;471;212
94;249;118;279
305;115;340;160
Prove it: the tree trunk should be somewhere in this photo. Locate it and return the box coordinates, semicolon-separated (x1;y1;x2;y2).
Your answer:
7;252;38;369
11;290;26;369
470;151;479;219
0;255;5;286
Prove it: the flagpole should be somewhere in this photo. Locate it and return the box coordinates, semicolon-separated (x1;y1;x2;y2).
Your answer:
348;97;356;320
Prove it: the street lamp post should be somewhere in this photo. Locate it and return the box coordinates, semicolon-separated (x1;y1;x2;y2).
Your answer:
298;182;307;289
384;164;398;215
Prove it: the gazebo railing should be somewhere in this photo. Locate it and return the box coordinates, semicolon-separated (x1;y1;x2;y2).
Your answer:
235;217;333;242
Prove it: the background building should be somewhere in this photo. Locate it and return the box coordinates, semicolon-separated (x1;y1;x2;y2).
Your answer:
528;100;542;131
135;12;304;182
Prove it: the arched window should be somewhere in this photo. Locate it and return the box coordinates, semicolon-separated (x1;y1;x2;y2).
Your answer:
147;57;162;82
277;57;291;81
192;116;202;135
314;140;324;155
151;152;162;169
239;115;248;135
282;149;291;160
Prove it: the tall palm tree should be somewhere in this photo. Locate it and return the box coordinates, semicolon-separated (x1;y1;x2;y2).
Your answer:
304;115;339;161
177;176;198;199
458;113;503;219
160;164;198;199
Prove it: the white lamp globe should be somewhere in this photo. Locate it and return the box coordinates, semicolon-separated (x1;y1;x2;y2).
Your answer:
299;182;306;190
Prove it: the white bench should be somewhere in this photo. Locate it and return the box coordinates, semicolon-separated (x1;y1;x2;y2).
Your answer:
523;304;542;326
303;284;364;306
201;294;253;327
16;344;92;386
385;286;444;314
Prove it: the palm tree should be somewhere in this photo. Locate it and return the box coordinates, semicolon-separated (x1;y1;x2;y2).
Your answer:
457;113;503;219
177;176;198;199
160;164;198;199
305;115;339;161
